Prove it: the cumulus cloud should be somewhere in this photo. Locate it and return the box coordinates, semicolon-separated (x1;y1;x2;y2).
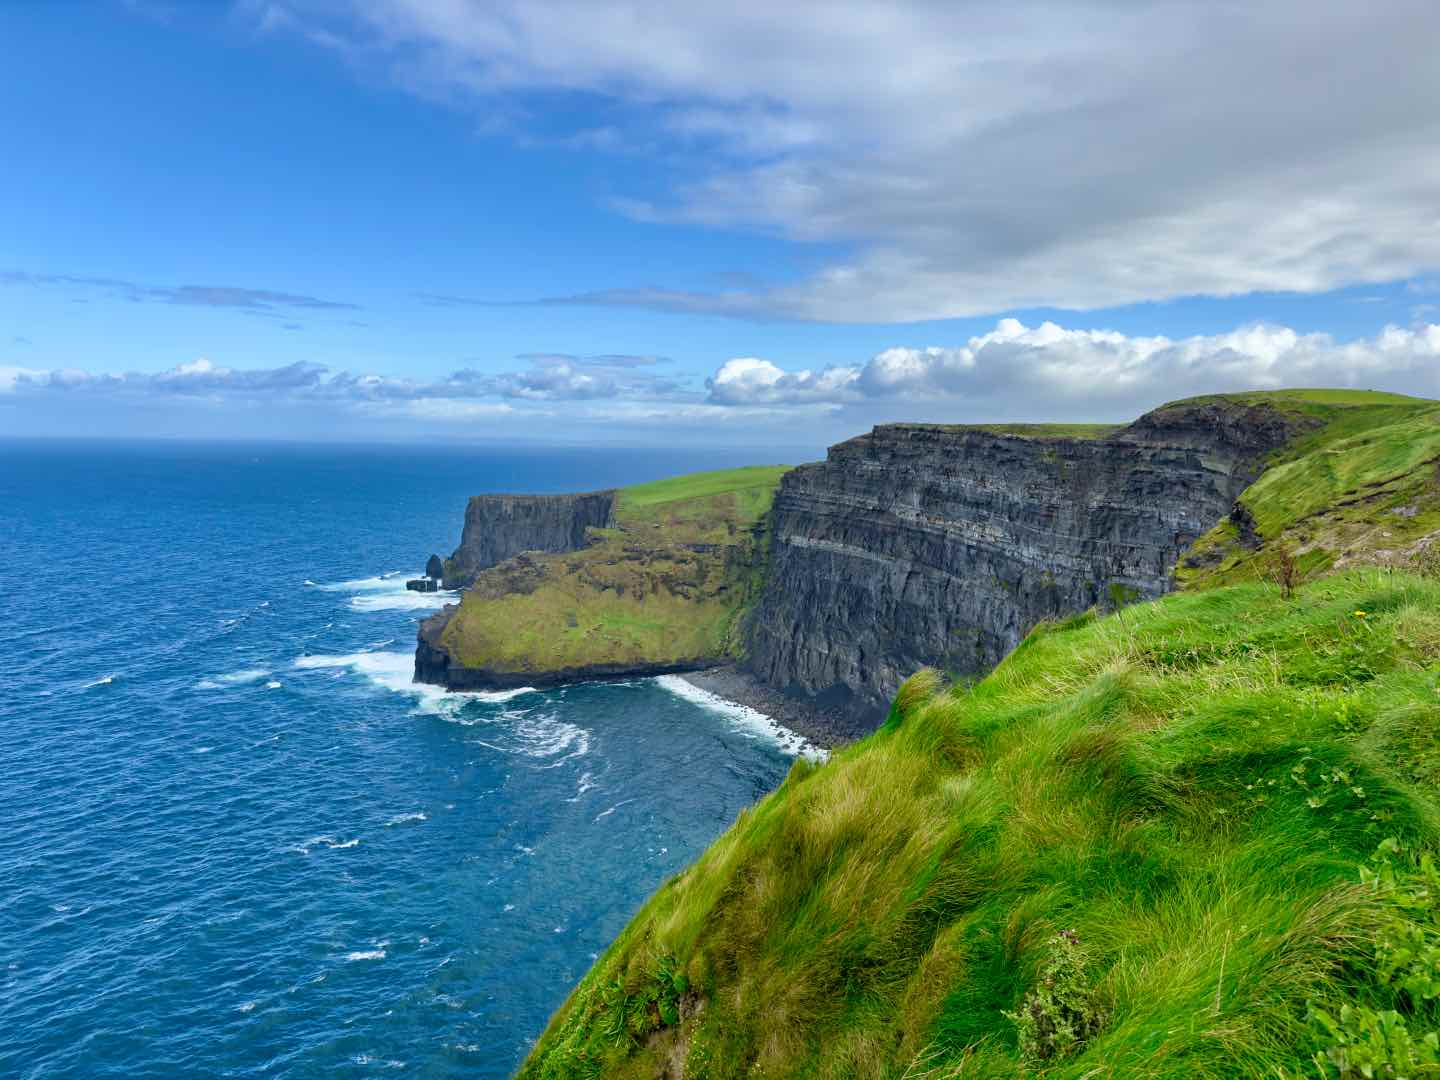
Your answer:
704;319;1440;412
251;1;1440;322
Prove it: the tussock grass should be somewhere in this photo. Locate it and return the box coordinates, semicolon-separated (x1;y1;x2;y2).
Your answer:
520;570;1440;1078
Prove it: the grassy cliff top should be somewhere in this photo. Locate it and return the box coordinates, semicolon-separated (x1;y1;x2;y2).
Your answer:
521;568;1440;1078
885;421;1121;440
1178;392;1440;588
440;465;791;673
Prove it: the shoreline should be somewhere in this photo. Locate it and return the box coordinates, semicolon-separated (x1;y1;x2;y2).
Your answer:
674;666;852;752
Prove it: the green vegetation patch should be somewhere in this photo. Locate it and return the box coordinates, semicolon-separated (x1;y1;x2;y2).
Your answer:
520;570;1440;1078
1179;397;1440;590
892;422;1120;441
441;465;790;673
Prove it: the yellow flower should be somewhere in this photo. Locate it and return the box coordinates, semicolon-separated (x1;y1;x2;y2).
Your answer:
1353;610;1367;618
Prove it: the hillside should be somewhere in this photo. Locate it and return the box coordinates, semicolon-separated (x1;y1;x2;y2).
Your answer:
520;567;1440;1078
419;466;789;686
1176;390;1440;588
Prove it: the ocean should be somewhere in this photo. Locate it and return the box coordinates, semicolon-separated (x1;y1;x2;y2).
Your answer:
0;440;808;1078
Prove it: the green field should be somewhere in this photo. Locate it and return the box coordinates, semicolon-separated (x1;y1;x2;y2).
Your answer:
520;568;1440;1078
440;465;791;673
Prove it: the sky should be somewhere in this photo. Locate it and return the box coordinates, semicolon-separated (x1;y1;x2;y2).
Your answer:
2;1;1439;449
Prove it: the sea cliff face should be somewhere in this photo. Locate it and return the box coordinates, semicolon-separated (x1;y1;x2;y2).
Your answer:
741;402;1309;733
441;491;616;588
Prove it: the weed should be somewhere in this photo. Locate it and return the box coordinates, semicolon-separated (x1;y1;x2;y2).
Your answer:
1004;929;1106;1062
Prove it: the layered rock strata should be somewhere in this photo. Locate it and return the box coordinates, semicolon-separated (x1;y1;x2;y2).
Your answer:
741;402;1310;731
440;491;616;588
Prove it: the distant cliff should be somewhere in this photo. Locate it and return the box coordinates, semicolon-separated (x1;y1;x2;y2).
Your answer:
441;491;616;588
416;468;790;691
742;401;1309;734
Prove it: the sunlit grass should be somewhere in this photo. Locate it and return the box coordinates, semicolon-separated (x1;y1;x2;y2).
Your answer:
520;569;1440;1078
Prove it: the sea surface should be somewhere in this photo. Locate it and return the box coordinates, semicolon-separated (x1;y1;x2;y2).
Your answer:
0;440;809;1079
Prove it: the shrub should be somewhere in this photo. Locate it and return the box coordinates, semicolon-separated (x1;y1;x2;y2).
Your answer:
1005;930;1106;1062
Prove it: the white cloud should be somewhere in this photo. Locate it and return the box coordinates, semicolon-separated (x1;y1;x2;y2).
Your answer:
706;357;858;405
254;1;1440;322
705;319;1440;410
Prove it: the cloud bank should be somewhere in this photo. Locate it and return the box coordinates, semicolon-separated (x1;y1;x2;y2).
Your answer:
706;320;1440;410
252;0;1440;322
6;320;1437;440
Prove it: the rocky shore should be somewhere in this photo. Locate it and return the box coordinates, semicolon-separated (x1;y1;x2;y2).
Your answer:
677;666;856;749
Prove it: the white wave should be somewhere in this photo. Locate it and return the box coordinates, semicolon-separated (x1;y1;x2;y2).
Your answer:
264;681;282;690
81;674;116;690
294;835;361;855
237;1001;257;1013
565;771;597;803
293;650;537;716
315;572;410;593
196;668;271;691
384;812;427;826
313;568;456;612
349;591;451;613
655;675;827;761
344;950;386;962
195;746;215;754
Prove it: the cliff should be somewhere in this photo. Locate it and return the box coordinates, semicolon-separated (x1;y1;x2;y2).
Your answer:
441;490;617;589
416;467;789;690
741;400;1311;734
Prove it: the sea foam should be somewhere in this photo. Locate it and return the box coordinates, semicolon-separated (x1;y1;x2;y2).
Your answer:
654;675;827;760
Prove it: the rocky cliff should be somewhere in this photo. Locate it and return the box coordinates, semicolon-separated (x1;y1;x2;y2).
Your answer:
440;490;616;588
741;401;1311;734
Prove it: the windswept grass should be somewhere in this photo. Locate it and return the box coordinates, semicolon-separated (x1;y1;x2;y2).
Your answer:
520;570;1440;1078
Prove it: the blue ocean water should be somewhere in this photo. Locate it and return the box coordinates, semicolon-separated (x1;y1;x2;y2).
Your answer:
0;440;806;1079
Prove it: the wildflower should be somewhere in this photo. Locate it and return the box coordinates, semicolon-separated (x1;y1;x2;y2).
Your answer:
1354;610;1368;618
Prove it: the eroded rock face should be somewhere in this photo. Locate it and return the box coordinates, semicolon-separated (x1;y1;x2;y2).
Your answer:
441;491;617;589
742;402;1312;733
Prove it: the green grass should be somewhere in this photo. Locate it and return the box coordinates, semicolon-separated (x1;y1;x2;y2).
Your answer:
519;569;1440;1078
1178;396;1440;589
441;465;791;673
892;422;1120;441
616;465;791;512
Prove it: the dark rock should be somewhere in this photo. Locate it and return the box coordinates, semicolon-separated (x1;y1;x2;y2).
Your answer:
741;401;1309;732
425;554;444;580
441;491;616;589
405;578;438;593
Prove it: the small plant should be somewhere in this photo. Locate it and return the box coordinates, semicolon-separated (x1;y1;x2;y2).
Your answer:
1006;930;1105;1062
1273;543;1301;599
1309;839;1440;1078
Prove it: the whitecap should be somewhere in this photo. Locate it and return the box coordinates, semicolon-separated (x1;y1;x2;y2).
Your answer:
195;746;215;754
81;674;116;690
294;835;361;855
264;681;282;690
384;812;427;826
655;675;827;760
565;771;597;803
237;1001;257;1013
196;668;271;691
349;591;452;613
293;651;535;716
345;950;386;962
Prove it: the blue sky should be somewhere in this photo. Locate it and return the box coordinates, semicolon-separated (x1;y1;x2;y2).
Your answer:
3;2;1439;447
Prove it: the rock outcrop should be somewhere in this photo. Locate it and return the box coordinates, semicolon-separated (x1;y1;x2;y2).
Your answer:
425;553;444;580
741;401;1312;733
440;491;617;589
